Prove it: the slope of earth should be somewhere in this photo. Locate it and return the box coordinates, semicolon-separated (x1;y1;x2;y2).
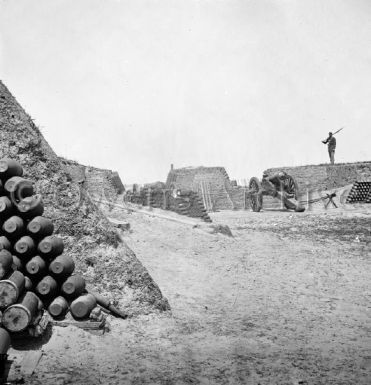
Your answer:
24;207;371;384
0;81;168;313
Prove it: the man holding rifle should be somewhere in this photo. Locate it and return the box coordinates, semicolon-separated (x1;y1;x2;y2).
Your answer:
322;127;343;164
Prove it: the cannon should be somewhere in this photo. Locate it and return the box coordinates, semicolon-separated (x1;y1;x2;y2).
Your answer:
247;173;303;212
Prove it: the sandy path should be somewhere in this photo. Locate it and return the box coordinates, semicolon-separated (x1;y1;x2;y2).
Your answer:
18;209;371;384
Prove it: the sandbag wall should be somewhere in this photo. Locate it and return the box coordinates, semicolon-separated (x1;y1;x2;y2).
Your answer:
133;187;212;222
169;190;212;222
0;158;98;356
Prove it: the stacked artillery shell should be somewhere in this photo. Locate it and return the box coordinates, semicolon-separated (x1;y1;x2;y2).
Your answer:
61;274;86;299
346;181;371;203
0;158;92;351
0;250;13;278
48;296;69;318
0;271;25;308
70;293;97;319
2;291;40;332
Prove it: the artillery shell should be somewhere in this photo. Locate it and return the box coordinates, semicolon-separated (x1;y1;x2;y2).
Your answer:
36;275;58;299
4;176;33;203
17;195;44;219
49;255;75;280
0;250;13;279
37;236;64;259
12;255;23;271
0;236;11;251
48;296;69;318
0;158;23;180
0;196;13;220
24;276;34;291
14;236;35;259
2;291;40;332
25;255;46;277
70;294;96;319
27;216;54;238
2;216;24;239
0;270;25;308
61;275;85;299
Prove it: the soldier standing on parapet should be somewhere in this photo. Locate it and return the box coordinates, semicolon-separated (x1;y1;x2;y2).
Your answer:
322;132;336;164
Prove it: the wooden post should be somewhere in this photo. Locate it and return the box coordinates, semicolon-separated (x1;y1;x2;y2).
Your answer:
147;188;152;211
206;182;213;211
243;179;247;210
162;190;168;210
200;182;207;211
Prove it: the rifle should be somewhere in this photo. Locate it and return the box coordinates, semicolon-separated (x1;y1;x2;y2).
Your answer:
322;127;344;143
332;127;344;135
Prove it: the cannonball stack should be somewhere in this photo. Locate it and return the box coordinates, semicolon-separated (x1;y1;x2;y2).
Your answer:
0;158;96;357
346;181;371;203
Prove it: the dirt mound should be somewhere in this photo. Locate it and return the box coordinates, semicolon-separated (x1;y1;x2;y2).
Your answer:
0;81;169;314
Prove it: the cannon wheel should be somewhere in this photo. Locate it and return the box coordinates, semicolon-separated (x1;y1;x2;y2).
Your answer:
284;175;299;200
249;177;262;212
283;175;299;210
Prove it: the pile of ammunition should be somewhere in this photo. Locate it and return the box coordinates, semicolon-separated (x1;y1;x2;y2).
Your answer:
346;181;371;203
0;158;97;358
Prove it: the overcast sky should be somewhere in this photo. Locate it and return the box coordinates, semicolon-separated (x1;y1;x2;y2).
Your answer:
0;0;370;183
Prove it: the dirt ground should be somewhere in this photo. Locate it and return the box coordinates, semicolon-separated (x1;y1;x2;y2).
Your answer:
9;207;371;385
